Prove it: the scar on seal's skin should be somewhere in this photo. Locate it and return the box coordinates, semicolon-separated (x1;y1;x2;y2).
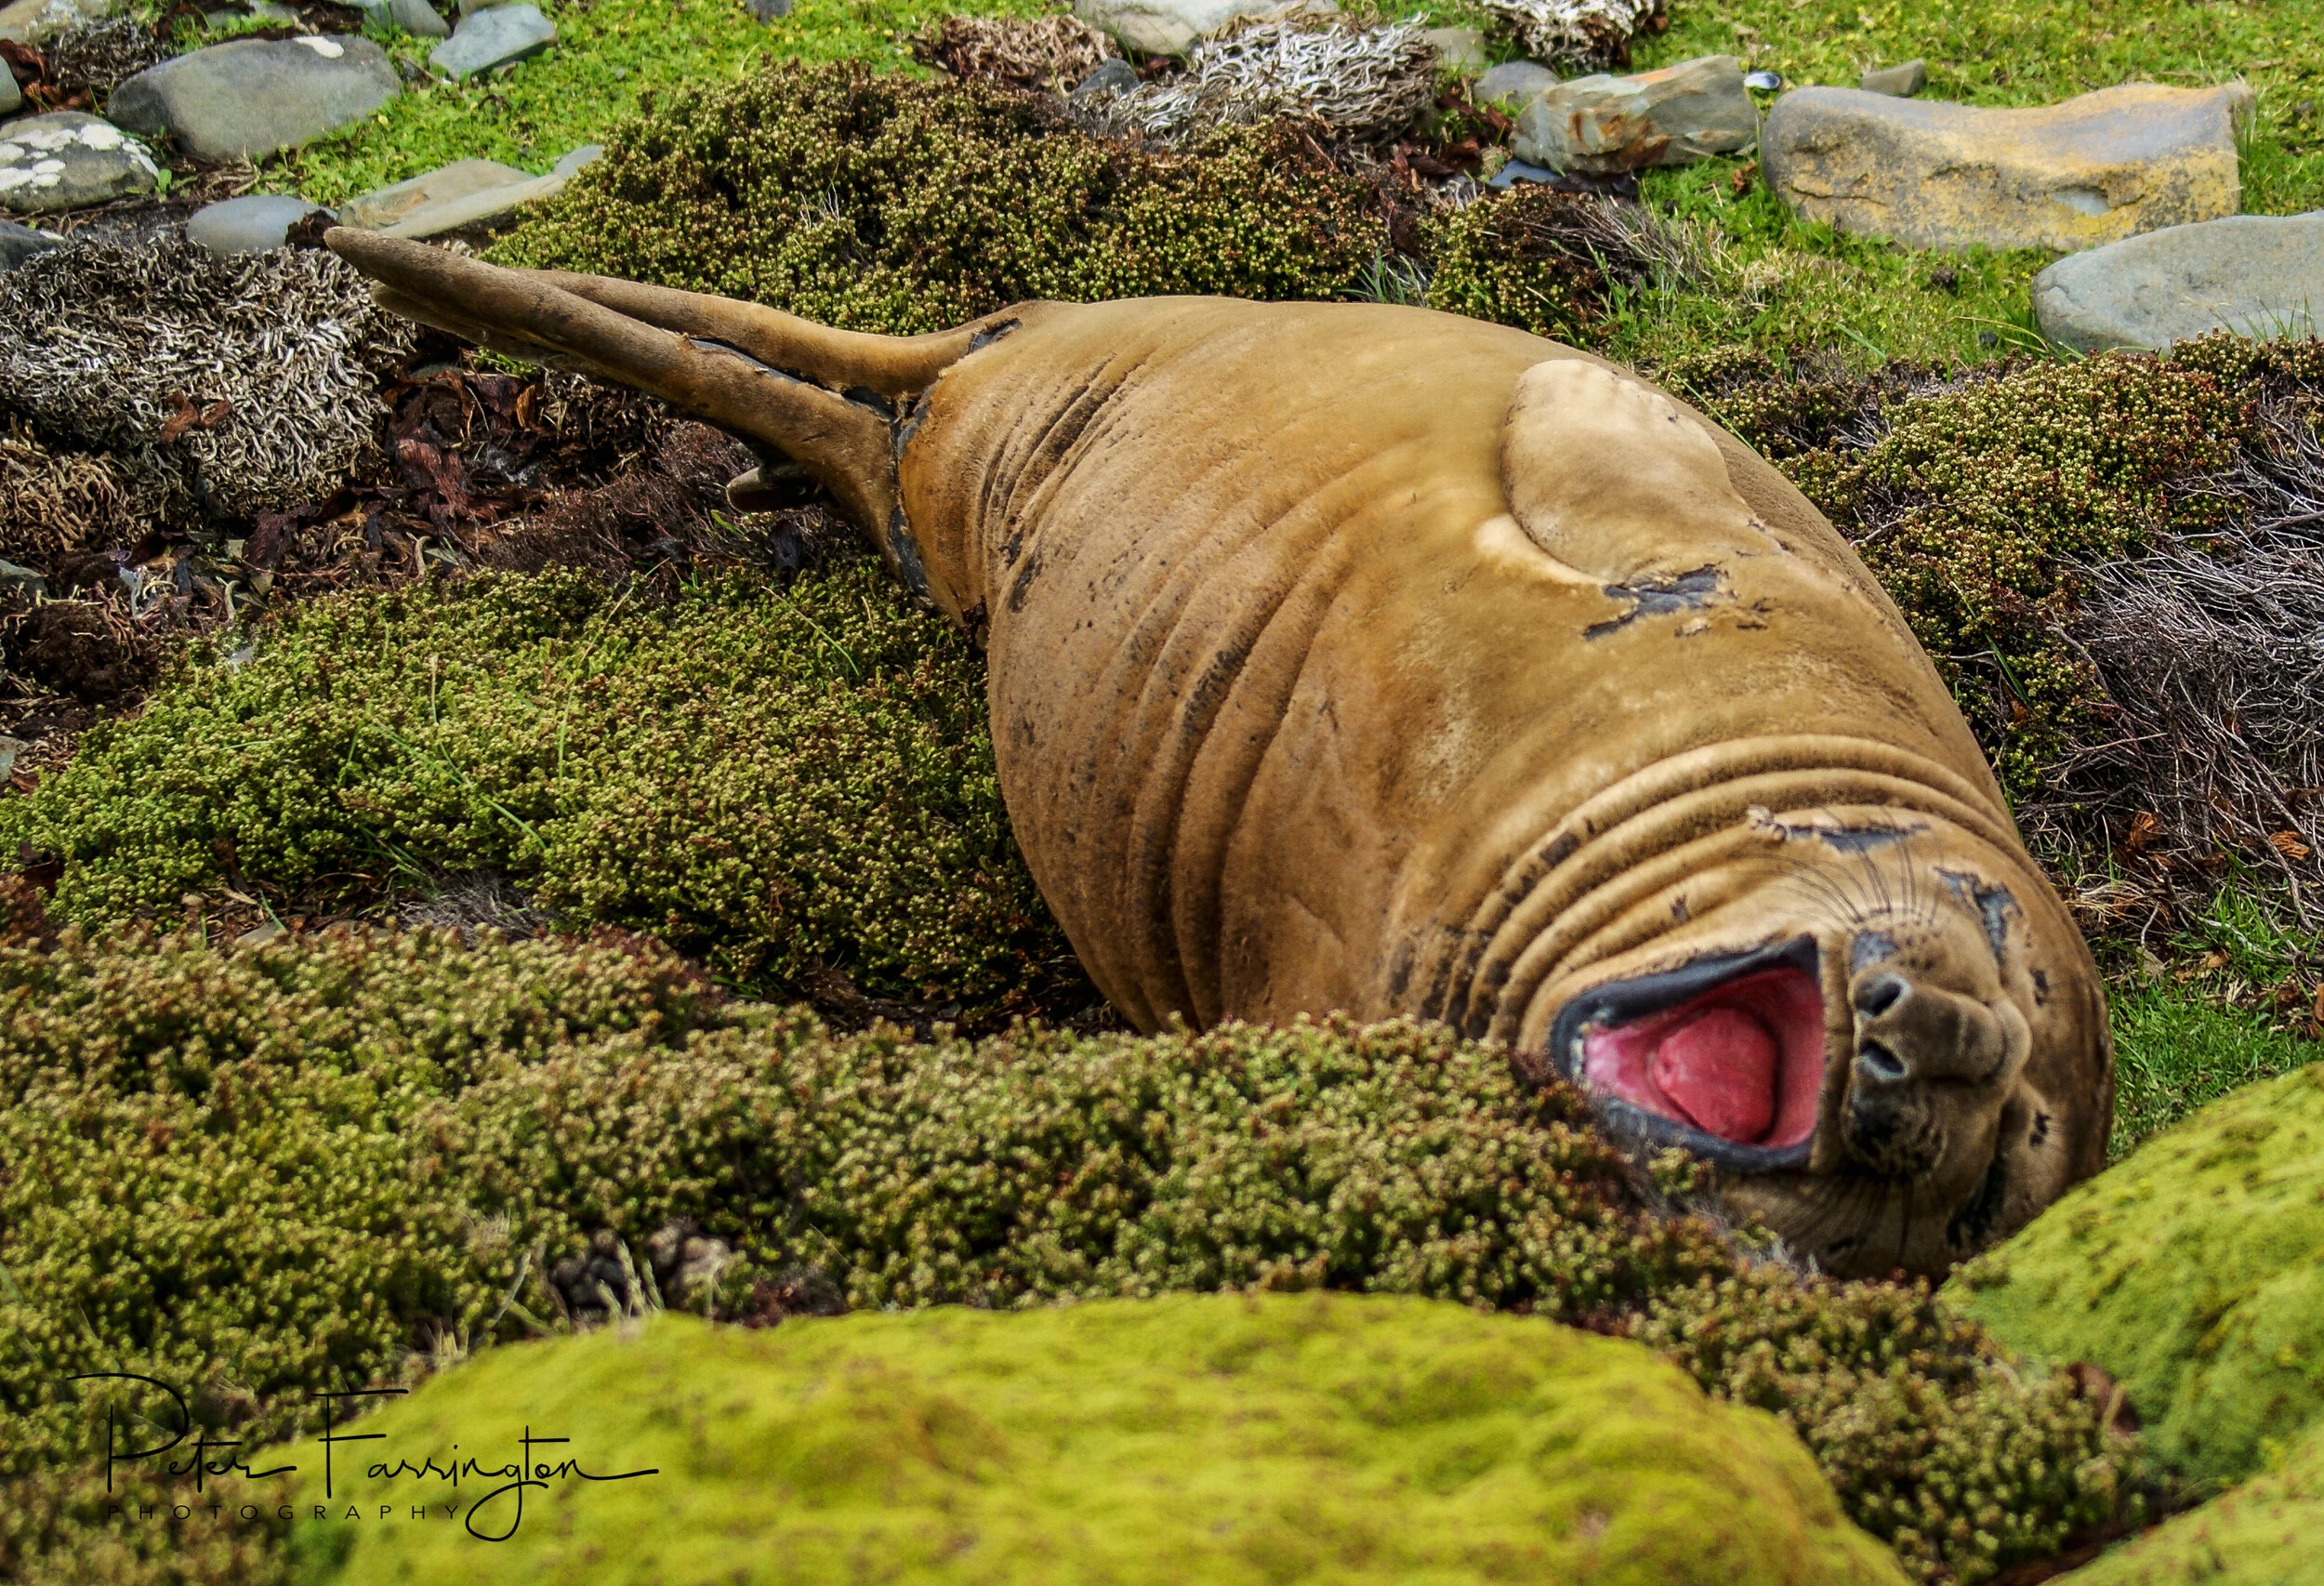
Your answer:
1939;868;2020;961
1584;564;1725;638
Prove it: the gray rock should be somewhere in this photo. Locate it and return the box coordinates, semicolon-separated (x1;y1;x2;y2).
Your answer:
2032;213;2324;352
429;3;553;81
0;111;159;215
0;0;112;46
1422;26;1485;74
549;141;601;178
338;155;530;228
109;36;400;163
1474;59;1555;113
1512;53;1755;172
1761;82;2252;253
1858;59;1926;98
0;216;62;270
1;63;20;116
1072;0;1277;59
390;0;450;35
747;0;788;19
1068;57;1138;99
378;168;561;237
186;192;326;254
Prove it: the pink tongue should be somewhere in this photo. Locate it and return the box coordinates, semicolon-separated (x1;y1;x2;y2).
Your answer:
1648;1007;1778;1143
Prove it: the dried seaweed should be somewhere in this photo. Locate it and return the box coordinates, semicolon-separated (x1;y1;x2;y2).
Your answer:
46;18;172;108
0;421;158;564
0;235;413;522
1073;11;1436;145
911;13;1116;92
2027;389;2324;927
1476;0;1666;69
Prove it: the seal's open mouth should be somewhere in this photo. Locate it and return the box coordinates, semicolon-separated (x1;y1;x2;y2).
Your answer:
1551;937;1827;1169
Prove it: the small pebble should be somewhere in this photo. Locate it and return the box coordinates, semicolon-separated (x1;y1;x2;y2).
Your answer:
1744;69;1782;91
186;192;328;254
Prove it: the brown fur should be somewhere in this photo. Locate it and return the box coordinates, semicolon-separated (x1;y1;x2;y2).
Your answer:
324;234;2113;1276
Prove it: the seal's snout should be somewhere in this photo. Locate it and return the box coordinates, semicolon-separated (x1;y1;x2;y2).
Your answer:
1840;950;2024;1181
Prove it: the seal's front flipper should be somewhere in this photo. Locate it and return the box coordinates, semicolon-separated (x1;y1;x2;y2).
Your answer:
325;230;912;576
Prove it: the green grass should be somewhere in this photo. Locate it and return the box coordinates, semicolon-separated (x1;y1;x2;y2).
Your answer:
2110;984;2317;1158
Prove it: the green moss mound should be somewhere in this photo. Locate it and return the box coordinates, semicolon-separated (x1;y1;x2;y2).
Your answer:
2063;1420;2324;1586
271;1300;1908;1586
0;560;1066;1016
1948;1062;2324;1492
1421;187;1679;345
492;60;1381;335
0;929;2132;1585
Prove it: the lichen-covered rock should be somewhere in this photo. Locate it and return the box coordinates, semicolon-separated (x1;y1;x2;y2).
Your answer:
2032;215;2324;352
1948;1061;2324;1490
2063;1419;2324;1586
1761;83;2251;253
1512;53;1756;172
275;1301;1912;1586
0;111;157;215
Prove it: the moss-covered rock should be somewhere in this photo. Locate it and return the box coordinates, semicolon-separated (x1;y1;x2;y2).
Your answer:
273;1300;1912;1586
1948;1061;2324;1492
2063;1419;2324;1586
493;61;1381;335
0;559;1067;1018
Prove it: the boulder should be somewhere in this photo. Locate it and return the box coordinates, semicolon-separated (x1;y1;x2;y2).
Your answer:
1422;25;1485;73
1948;1061;2324;1490
337;156;531;229
1474;58;1556;112
1858;59;1926;98
1512;53;1756;173
390;0;450;35
549;141;601;178
1760;82;2251;253
1072;0;1277;59
0;0;111;45
2031;212;2324;351
107;36;399;163
271;1297;1910;1586
428;2;554;81
0;111;159;215
0;215;60;270
186;192;327;254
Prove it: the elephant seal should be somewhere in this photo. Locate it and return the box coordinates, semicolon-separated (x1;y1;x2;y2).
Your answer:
325;231;2114;1277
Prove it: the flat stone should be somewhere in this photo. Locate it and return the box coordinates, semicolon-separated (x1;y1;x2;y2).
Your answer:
1072;0;1277;59
1474;59;1556;113
549;141;600;178
1422;26;1485;74
0;215;62;269
389;0;450;35
0;0;112;45
2032;212;2324;352
1512;53;1755;172
337;155;530;229
186;192;327;254
379;168;561;237
429;2;553;81
108;36;399;163
1858;59;1926;98
0;110;159;215
1761;82;2251;253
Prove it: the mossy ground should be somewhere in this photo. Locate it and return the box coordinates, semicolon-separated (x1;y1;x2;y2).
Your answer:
267;1300;1909;1586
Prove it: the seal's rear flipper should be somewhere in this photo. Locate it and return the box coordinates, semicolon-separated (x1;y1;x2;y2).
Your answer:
323;230;1020;594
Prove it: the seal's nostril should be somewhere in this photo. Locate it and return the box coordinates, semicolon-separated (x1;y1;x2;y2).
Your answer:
1857;1041;1908;1082
1854;972;1908;1019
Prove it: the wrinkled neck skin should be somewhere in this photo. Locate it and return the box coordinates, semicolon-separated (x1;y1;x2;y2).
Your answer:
878;297;2109;1279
